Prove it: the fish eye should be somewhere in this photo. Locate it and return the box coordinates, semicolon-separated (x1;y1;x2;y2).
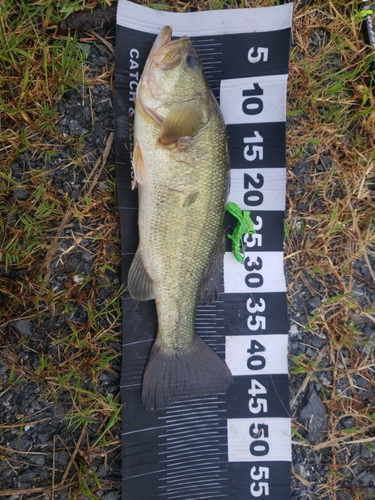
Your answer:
186;55;199;69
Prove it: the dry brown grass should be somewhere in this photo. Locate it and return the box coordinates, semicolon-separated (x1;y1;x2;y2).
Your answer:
286;1;375;498
0;1;122;497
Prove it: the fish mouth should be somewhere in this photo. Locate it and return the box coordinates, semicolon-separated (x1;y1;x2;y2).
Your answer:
152;26;173;53
151;26;189;70
136;26;195;125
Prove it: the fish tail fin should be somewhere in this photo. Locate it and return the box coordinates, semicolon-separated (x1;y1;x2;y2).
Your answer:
142;335;233;410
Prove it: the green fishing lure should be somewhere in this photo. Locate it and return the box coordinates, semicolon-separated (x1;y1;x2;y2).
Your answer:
226;202;256;263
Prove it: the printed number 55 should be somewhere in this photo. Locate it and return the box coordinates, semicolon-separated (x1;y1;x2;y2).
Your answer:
250;466;269;497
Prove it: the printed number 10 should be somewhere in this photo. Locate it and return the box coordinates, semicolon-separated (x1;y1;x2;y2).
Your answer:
242;83;264;116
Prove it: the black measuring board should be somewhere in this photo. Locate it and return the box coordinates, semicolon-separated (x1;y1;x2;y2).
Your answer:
114;1;293;499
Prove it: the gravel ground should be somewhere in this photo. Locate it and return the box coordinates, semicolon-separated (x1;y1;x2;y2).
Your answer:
0;24;122;500
1;3;375;500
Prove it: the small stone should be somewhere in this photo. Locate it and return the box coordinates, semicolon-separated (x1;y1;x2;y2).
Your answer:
356;376;368;389
307;296;321;309
17;471;36;486
1;468;13;480
13;187;29;200
30;454;45;466
31;400;42;411
12;319;32;337
361;444;372;459
294;464;307;478
341;416;355;429
11;164;23;177
102;493;121;500
95;56;108;68
17;435;31;452
289;323;299;336
71;188;79;200
99;373;111;384
81;250;92;261
356;471;375;486
319;374;331;386
364;323;374;337
57;450;70;467
300;388;328;443
56;242;68;253
80;238;91;247
306;347;315;357
69;119;88;137
77;43;91;57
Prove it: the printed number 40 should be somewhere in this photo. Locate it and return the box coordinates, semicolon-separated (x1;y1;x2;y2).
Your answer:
247;339;266;370
250;466;269;497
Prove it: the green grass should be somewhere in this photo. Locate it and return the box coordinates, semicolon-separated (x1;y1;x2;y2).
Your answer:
0;1;121;498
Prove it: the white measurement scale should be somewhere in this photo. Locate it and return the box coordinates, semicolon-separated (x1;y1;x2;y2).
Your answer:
114;1;293;498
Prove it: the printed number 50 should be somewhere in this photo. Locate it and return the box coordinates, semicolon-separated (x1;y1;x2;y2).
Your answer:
250;466;269;497
248;47;269;63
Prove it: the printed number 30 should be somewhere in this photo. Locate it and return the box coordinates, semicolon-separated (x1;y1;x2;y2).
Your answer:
248;47;269;64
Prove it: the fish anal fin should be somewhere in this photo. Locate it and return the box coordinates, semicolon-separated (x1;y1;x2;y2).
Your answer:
142;335;233;410
128;247;155;300
132;142;147;190
159;103;203;146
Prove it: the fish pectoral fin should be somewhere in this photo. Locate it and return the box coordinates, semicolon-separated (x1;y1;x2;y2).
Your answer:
128;247;155;300
159;103;203;146
132;142;147;190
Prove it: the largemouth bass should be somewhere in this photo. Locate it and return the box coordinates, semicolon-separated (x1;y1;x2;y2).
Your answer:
128;26;233;410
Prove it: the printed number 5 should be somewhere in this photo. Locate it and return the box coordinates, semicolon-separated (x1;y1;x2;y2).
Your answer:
248;47;269;63
250;466;269;497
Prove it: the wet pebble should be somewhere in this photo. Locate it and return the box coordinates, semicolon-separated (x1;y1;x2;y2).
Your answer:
12;319;32;337
13;187;29;200
299;388;328;443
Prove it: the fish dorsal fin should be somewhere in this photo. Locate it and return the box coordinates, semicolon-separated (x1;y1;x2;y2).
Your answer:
128;247;155;300
159;103;203;146
132;142;147;190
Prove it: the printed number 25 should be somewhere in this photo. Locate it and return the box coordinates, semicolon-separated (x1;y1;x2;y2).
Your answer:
248;47;269;63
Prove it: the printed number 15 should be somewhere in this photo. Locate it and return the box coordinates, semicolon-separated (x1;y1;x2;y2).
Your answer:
248;47;269;63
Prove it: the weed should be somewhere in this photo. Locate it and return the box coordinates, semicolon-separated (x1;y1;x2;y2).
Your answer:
0;1;121;498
